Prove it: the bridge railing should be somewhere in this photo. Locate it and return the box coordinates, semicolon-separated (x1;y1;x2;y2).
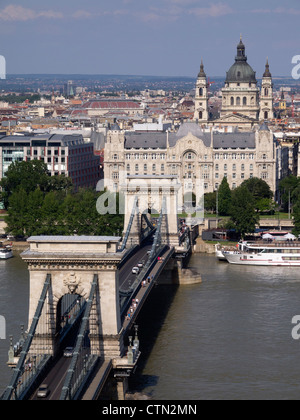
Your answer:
119;196;138;252
1;274;52;401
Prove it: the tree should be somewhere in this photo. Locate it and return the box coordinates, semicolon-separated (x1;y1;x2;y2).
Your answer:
218;177;231;216
204;192;217;213
0;160;50;209
241;177;273;212
279;175;300;212
293;198;300;237
228;185;259;239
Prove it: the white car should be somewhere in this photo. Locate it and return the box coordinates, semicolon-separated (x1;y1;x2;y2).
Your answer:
132;267;139;275
37;384;50;398
137;261;144;268
63;347;74;357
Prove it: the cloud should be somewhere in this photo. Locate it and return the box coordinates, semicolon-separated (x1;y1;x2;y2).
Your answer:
0;5;63;21
72;10;93;19
251;7;300;15
188;3;234;18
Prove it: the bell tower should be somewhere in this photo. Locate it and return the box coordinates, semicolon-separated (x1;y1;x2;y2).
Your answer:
194;59;209;124
259;58;273;121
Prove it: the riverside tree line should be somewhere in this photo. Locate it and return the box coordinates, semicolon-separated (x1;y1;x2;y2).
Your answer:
1;159;300;240
0;160;123;238
204;175;300;239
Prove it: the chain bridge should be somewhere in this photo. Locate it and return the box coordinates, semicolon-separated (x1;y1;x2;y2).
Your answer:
1;176;200;400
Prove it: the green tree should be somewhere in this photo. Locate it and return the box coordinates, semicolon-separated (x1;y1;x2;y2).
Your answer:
204;192;217;213
293;198;300;237
241;177;273;212
229;185;259;239
279;175;300;212
0;160;50;209
218;177;231;216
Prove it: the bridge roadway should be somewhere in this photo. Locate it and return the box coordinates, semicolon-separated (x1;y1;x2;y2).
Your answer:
27;242;162;400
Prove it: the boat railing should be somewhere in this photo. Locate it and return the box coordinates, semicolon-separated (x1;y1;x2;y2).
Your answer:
246;240;300;248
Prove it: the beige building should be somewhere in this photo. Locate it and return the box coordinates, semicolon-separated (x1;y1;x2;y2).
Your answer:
194;38;274;131
104;121;278;199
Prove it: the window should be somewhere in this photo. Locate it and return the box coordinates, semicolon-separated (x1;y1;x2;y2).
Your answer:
113;154;118;160
241;164;245;171
231;97;234;106
236;97;241;106
232;164;236;171
243;97;247;105
233;173;236;179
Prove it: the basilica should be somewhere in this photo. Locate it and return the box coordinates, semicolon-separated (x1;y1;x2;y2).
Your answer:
194;37;274;130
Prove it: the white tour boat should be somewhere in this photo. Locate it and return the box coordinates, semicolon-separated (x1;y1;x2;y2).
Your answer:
0;245;13;260
215;243;237;261
224;240;300;266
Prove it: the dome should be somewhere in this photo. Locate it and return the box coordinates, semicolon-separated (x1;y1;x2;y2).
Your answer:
225;38;257;83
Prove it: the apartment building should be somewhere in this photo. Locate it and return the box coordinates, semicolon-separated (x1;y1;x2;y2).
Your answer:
0;133;100;189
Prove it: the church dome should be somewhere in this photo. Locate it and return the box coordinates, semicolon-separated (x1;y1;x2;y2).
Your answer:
225;38;257;83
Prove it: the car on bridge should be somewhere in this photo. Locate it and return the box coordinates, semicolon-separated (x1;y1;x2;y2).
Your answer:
132;267;140;275
63;347;74;357
137;261;144;268
37;384;50;398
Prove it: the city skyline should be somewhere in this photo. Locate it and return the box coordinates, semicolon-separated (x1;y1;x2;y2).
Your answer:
0;0;299;78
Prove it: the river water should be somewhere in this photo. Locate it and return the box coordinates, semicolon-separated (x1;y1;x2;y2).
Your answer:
1;251;300;400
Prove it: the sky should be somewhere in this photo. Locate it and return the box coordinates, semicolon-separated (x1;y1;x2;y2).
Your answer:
0;0;299;78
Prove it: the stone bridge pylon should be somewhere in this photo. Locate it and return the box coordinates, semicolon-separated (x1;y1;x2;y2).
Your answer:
120;175;182;247
21;236;126;359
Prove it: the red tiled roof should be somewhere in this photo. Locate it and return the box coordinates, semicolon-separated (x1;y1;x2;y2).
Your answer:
82;100;141;109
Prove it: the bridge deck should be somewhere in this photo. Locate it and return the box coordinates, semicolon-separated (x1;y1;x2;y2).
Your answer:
122;246;174;331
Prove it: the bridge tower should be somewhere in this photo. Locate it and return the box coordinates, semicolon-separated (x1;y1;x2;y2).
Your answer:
21;236;126;359
121;175;181;248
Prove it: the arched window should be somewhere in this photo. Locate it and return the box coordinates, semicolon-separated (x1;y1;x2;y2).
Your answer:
231;97;234;106
184;151;196;161
264;111;268;119
199;87;203;96
243;97;247;106
236;97;241;106
264;88;268;96
199;111;203;119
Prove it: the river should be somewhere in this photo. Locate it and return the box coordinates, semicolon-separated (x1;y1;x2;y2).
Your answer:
1;251;300;400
